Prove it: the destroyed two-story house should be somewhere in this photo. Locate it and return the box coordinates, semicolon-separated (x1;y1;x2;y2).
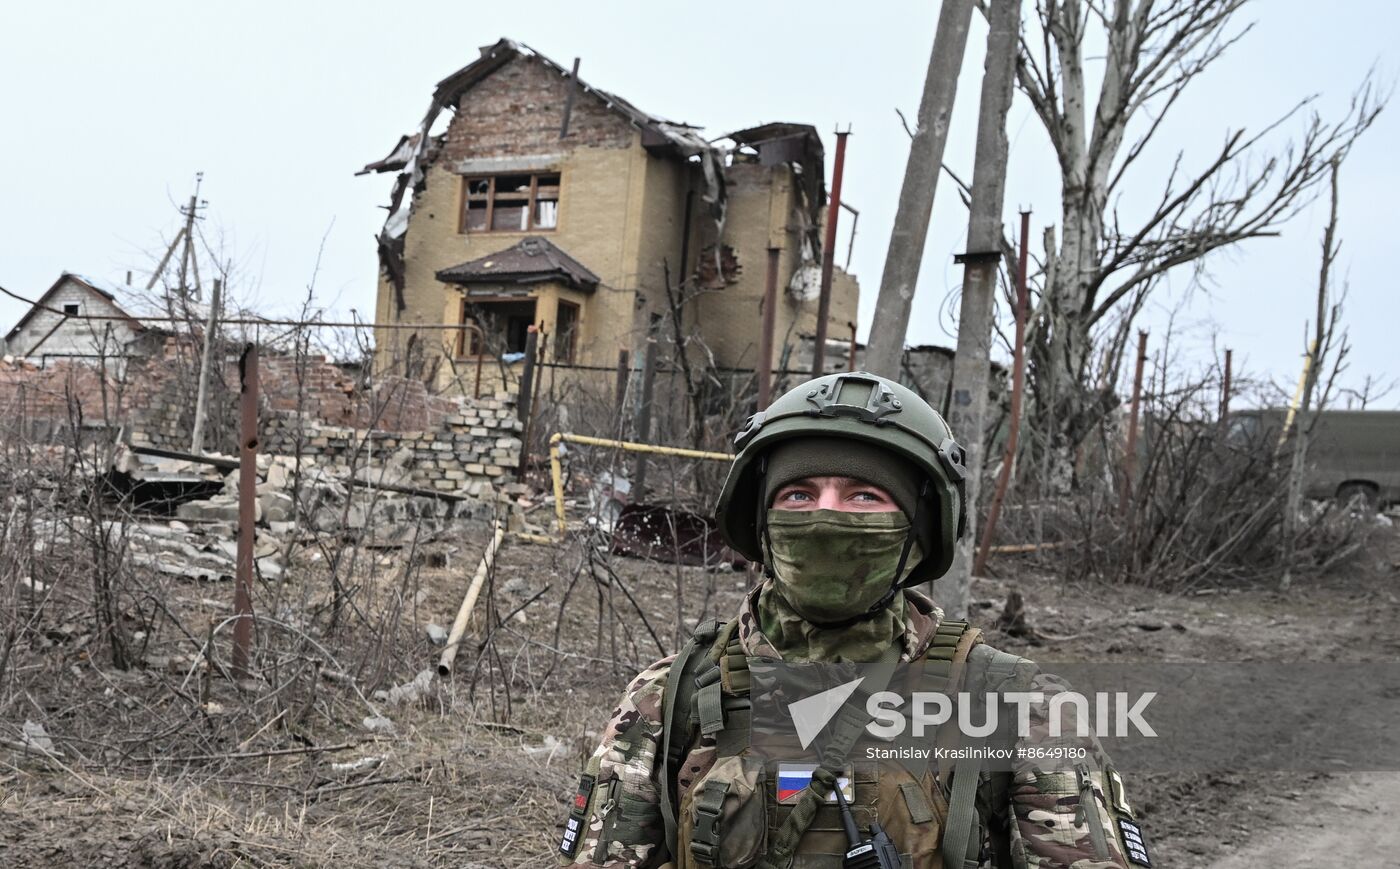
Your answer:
361;38;859;397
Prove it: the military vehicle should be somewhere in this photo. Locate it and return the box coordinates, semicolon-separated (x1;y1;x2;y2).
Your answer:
1230;408;1400;510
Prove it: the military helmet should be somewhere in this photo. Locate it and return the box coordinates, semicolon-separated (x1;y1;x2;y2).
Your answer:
716;371;967;584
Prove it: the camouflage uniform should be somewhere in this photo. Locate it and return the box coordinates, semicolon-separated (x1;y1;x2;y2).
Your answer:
558;582;1135;869
557;373;1142;869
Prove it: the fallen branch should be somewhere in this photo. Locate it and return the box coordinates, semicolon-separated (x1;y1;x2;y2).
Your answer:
133;741;356;763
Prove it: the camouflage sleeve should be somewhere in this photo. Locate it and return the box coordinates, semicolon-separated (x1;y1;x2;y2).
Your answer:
557;655;675;868
1005;671;1140;869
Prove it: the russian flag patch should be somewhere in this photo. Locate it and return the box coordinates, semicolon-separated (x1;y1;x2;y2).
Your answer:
775;763;853;805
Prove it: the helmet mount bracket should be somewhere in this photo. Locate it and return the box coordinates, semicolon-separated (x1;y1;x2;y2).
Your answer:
804;374;903;424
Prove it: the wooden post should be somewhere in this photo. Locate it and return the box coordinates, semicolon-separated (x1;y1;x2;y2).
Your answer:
232;343;258;679
1220;348;1233;433
559;57;581;139
438;523;506;676
632;328;659;495
1121;330;1149;514
190;277;223;454
935;0;1022;614
863;0;975;378
614;348;631;417
515;326;540;482
758;247;780;409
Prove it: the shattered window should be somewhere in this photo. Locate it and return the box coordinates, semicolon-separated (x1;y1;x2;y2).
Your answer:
460;173;560;234
534;173;560;229
464;178;491;232
460;298;538;357
555;299;579;364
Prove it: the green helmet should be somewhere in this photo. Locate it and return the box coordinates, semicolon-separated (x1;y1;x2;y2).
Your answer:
716;371;967;584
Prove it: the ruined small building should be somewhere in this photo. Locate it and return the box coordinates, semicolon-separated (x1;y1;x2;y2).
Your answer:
2;273;158;366
361;38;859;396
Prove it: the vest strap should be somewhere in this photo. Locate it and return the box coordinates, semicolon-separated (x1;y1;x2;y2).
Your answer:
688;779;730;866
659;618;730;861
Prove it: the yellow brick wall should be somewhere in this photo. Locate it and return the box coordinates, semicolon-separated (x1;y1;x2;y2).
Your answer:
375;144;652;383
367;54;860;394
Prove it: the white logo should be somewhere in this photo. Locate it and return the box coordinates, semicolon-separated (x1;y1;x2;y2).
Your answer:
786;676;866;749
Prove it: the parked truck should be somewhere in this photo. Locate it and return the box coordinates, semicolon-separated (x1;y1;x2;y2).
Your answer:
1230;408;1400;510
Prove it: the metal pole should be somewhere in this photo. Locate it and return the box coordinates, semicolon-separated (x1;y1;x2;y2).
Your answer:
974;210;1030;576
758;247;780;409
812;129;850;375
515;326;539;482
232;343;258;679
848;322;858;372
190;277;223;454
1121;330;1149;514
842;202;860;272
473;340;484;399
549;432;732;534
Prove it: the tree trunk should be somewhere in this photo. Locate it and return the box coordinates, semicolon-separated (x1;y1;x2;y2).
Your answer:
939;0;1022;617
864;0;974;379
1280;159;1341;591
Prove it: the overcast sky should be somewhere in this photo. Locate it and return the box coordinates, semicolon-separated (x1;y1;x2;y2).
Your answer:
2;0;1395;407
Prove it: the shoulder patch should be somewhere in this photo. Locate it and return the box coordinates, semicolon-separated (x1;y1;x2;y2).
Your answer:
559;773;595;857
1117;818;1152;867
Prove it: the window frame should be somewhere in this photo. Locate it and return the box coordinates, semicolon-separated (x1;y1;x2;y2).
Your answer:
457;296;539;359
459;171;562;235
555;299;581;364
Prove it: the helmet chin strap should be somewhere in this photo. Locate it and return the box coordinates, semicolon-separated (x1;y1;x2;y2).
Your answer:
756;455;780;579
777;481;930;631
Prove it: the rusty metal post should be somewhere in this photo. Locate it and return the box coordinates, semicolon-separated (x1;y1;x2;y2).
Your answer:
614;348;630;416
515;326;540;482
812;128;850;376
758;247;781;409
1220;348;1233;433
848;322;858;372
232;343;258;679
974;211;1031;576
1120;330;1149;513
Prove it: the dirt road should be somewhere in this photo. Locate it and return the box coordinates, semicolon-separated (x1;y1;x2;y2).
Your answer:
1210;773;1399;867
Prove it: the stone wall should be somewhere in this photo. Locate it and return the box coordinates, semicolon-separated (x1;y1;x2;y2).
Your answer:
3;339;523;500
261;394;523;495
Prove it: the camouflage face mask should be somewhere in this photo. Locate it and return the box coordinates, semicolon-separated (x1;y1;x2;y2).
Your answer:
764;508;919;624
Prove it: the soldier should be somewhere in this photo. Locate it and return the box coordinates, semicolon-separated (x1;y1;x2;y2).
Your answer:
557;372;1147;869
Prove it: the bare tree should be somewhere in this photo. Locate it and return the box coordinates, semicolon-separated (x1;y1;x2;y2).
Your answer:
1280;158;1346;591
1007;0;1383;487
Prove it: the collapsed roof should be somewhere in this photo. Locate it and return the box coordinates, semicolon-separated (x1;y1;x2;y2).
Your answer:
361;38;830;312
